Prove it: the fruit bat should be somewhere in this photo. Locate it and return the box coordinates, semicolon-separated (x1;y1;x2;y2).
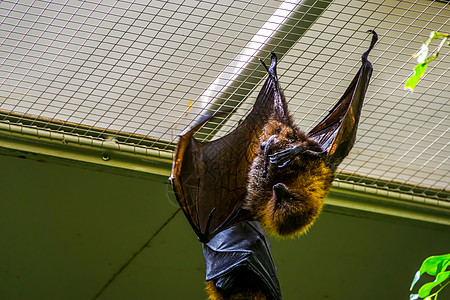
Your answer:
170;30;377;300
244;31;378;238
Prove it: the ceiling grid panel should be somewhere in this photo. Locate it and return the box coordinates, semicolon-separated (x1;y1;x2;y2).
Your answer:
0;0;448;204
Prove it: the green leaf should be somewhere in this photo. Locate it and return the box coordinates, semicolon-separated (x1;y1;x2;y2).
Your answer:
418;271;450;298
405;62;428;91
405;31;449;91
435;31;449;39
410;254;450;299
419;254;450;276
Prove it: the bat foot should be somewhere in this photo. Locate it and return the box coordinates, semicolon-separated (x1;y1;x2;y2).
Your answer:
269;146;301;167
362;30;378;61
260;53;278;79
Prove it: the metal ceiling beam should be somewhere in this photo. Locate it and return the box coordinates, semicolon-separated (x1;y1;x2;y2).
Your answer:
0;123;172;179
1;128;449;227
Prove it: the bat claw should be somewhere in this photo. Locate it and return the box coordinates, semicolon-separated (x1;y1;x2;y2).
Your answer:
269;146;325;169
362;30;378;61
260;53;278;79
277;161;290;168
269;146;301;168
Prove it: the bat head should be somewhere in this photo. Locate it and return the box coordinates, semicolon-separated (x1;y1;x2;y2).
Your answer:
244;119;334;238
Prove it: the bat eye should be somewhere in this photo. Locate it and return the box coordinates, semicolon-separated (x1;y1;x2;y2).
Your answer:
260;141;267;150
261;135;278;151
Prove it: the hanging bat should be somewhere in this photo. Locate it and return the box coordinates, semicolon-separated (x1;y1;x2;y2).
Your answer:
170;30;377;300
244;31;378;238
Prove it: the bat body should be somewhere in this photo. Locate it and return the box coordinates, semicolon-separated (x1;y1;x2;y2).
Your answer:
170;31;377;300
244;118;334;237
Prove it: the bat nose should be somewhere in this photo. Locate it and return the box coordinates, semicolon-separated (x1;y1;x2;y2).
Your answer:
273;183;288;199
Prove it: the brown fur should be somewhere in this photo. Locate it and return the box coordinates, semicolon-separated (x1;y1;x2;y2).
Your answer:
206;281;267;300
244;119;334;238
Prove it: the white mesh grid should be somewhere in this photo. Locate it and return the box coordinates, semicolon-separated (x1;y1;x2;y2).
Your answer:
0;0;448;203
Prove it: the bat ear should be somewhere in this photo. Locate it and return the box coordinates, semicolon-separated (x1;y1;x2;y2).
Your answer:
308;30;377;171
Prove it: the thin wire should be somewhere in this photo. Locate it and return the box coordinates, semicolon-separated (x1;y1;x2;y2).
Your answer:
61;0;138;133
0;0;448;201
350;0;449;192
132;0;276;148
288;0;377;122
4;0;118;138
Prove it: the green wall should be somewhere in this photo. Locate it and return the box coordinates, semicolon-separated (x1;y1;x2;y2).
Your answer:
1;153;449;299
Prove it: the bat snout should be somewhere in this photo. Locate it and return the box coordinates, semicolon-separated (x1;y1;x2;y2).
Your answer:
273;183;288;200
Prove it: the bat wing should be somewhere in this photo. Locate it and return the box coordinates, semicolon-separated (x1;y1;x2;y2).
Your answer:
203;221;282;299
308;30;378;171
170;54;283;242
